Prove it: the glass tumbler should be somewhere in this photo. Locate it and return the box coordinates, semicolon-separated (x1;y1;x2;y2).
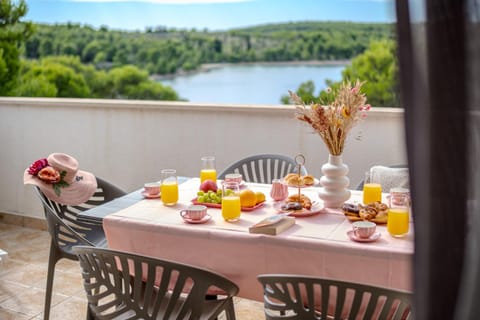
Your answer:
363;170;382;204
221;181;241;222
387;192;410;237
200;156;217;183
161;169;178;206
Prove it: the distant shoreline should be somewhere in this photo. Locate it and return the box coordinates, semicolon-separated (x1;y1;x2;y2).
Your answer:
152;60;350;81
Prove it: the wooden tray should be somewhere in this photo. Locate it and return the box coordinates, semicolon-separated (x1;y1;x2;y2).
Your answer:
344;214;387;224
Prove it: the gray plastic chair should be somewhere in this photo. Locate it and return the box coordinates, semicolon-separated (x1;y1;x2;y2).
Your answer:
33;177;126;320
73;246;239;320
218;154;308;184
355;165;409;190
258;274;412;320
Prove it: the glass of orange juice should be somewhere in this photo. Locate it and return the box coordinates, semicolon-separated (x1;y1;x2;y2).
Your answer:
363;171;382;204
161;169;178;206
387;193;410;237
200;156;217;183
221;181;241;222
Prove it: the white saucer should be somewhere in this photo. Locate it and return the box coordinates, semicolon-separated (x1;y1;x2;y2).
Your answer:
182;213;212;224
347;230;381;243
141;191;161;199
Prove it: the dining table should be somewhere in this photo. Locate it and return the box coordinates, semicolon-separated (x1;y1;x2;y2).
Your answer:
78;177;414;302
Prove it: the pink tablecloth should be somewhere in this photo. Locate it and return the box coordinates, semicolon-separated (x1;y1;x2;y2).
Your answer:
103;178;413;301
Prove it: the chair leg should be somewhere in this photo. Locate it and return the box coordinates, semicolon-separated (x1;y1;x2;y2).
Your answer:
224;299;237;320
86;303;95;320
43;241;60;320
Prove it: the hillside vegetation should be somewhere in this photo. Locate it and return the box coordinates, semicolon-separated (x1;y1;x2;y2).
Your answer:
1;0;396;103
24;21;394;76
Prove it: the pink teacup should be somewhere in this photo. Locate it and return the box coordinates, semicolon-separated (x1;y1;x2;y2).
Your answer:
352;221;376;239
225;173;242;184
180;205;207;220
144;182;160;196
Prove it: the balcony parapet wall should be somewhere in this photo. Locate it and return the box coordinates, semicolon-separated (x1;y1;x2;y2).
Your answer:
0;98;406;219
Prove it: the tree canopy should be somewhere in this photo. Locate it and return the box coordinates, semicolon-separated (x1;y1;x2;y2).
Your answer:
283;39;399;107
23;21;394;76
0;0;33;95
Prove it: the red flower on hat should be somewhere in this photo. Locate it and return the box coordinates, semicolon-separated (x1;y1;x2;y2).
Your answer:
28;158;49;175
38;167;61;184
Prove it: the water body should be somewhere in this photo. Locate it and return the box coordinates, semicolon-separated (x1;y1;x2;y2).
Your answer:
159;63;346;105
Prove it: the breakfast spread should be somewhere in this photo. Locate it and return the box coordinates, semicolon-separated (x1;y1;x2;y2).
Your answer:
284;173;315;187
342;201;389;224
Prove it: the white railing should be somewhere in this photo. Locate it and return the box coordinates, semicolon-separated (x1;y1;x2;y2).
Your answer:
0;97;406;219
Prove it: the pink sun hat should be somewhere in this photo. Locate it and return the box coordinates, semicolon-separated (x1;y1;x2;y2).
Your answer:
23;153;97;205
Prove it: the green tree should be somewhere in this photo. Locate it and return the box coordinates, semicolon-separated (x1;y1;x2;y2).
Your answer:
107;65;178;100
0;0;33;95
340;39;398;107
124;81;179;101
284;39;398;108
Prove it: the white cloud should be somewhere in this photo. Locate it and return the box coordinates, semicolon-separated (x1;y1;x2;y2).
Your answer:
69;0;253;3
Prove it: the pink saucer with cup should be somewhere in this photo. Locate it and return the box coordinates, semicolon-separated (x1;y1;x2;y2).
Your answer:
180;205;208;221
352;221;377;239
143;182;160;198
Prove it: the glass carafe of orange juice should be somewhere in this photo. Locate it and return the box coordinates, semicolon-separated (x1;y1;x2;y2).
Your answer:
363;171;382;204
221;181;241;222
161;169;178;206
200;156;217;183
387;192;410;237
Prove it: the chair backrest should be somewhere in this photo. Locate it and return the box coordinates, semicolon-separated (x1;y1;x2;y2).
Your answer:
356;165;409;191
258;274;412;320
73;246;239;320
34;177;126;257
218;154;308;184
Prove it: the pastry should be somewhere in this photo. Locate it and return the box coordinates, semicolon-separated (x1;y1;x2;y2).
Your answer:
342;203;362;221
284;173;315;187
286;194;312;210
284;173;301;186
343;201;389;224
301;175;315;186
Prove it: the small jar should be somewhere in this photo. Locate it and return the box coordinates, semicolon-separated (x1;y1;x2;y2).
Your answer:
270;179;288;201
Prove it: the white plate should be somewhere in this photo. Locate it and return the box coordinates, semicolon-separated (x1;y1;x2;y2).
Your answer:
273;201;324;217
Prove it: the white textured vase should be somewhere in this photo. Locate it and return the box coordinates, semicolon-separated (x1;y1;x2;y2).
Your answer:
318;154;351;209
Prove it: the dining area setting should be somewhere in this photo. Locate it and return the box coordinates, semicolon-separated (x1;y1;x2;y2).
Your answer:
0;78;418;319
2;1;479;318
12;145;412;319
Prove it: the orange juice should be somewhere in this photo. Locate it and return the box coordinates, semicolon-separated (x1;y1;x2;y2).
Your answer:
200;169;217;183
221;196;241;221
387;208;409;237
363;183;382;204
161;181;178;206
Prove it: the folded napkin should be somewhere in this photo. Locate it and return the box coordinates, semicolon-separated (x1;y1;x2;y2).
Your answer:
370;165;409;192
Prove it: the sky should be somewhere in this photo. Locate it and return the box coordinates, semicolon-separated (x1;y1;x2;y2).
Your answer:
24;0;396;32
